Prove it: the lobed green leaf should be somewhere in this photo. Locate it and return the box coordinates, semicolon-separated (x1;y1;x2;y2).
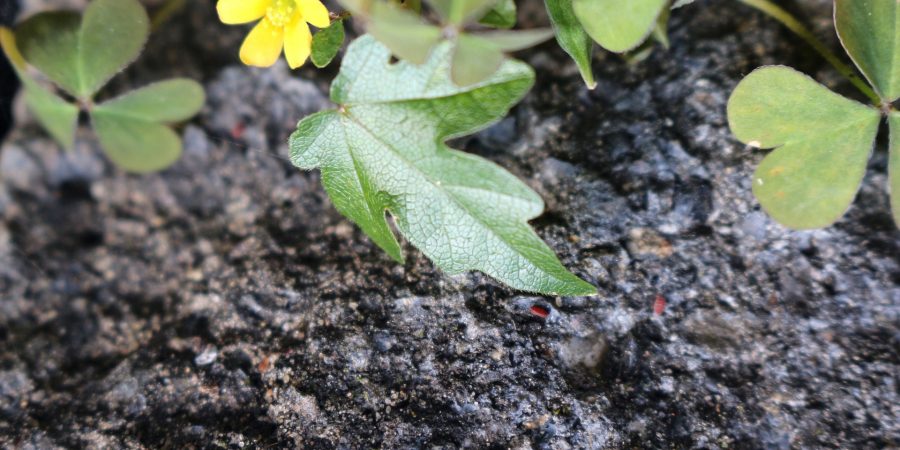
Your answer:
291;35;596;295
727;66;881;229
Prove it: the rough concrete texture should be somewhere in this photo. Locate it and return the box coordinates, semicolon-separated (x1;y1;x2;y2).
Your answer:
0;0;898;448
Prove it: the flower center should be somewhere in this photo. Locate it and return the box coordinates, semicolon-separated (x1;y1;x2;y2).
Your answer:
266;0;297;27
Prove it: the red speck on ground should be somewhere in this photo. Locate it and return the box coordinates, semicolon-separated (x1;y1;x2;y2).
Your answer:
653;295;666;316
230;122;246;139
530;305;550;319
258;356;271;373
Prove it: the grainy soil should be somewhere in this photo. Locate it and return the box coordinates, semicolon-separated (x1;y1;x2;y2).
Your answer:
0;0;898;448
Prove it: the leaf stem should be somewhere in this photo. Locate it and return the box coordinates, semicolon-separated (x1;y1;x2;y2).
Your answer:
736;0;882;106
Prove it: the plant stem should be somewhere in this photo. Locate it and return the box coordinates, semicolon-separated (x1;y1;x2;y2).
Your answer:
150;0;187;32
736;0;882;106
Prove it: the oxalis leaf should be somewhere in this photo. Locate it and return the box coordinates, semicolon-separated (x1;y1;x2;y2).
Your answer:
3;3;202;174
92;79;205;173
0;27;78;148
340;0;551;86
835;0;900;102
480;0;516;29
572;0;668;53
727;66;881;229
425;0;500;26
16;0;149;99
289;35;596;296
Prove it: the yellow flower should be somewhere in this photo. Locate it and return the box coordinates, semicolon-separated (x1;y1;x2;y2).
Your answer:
217;0;331;69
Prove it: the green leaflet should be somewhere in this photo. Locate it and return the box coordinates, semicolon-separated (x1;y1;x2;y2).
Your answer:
890;113;900;227
572;0;668;53
22;84;80;149
727;66;881;229
835;0;900;102
451;30;553;86
2;18;203;173
0;28;78;148
452;34;506;87
426;0;499;25
90;79;205;173
311;19;346;68
728;0;900;230
14;12;81;98
367;0;442;64
290;35;596;296
340;0;550;86
480;0;516;29
16;0;149;98
95;79;204;123
544;0;595;88
477;29;555;52
91;112;183;173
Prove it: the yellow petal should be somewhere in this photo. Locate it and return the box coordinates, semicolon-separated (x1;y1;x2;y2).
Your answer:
217;0;268;24
284;18;312;69
240;19;284;67
298;0;331;28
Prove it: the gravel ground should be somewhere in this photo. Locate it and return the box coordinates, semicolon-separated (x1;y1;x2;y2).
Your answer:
0;0;898;448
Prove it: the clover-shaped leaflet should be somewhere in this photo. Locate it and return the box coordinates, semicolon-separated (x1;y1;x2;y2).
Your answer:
728;0;900;229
